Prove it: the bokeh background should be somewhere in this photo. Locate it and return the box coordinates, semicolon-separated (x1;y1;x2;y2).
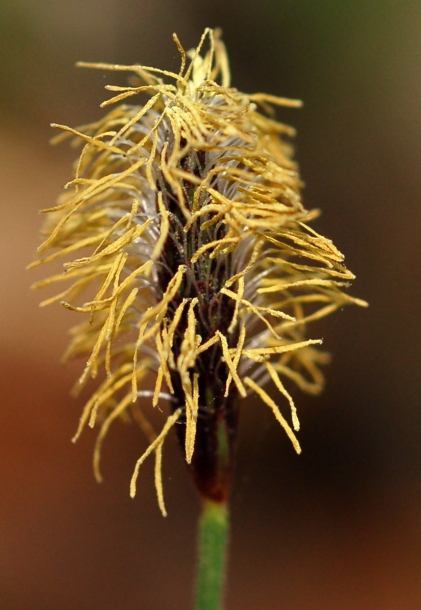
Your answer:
1;1;420;608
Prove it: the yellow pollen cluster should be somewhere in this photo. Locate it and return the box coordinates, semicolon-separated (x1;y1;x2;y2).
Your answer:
31;28;367;514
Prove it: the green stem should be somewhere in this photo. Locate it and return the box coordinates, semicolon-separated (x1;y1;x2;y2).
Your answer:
195;499;229;610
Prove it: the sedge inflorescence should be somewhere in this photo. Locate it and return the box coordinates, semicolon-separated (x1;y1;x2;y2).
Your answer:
31;28;366;515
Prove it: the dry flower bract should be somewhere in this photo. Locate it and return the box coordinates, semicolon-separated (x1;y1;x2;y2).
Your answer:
31;28;367;514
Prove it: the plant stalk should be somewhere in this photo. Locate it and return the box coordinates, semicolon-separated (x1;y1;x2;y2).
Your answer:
195;499;229;610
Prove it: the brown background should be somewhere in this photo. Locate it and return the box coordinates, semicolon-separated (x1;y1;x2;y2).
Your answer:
1;1;420;608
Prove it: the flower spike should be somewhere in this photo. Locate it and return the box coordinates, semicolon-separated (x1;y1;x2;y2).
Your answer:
32;29;367;513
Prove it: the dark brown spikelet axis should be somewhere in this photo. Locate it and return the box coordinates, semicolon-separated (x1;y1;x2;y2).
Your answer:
31;28;367;515
157;139;239;502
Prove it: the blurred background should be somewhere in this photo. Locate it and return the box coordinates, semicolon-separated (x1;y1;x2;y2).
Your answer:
1;1;420;608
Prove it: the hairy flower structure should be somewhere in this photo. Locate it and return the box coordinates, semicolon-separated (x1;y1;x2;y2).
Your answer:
31;29;366;515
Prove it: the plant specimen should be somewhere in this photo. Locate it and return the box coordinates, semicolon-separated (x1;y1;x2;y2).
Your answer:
31;28;366;610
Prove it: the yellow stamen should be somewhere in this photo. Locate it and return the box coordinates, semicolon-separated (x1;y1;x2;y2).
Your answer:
244;377;301;454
